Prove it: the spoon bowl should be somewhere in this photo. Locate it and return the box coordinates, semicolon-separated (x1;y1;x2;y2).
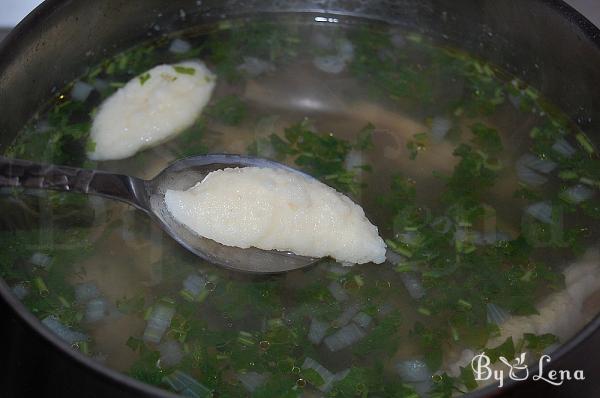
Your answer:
0;154;318;274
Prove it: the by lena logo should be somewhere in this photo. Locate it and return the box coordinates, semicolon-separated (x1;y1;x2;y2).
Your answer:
471;352;585;387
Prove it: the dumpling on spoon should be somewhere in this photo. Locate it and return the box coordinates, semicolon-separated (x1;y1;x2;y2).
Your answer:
164;167;387;265
88;61;216;161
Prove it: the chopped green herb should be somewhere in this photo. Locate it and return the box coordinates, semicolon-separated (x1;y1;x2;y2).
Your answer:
302;368;325;387
354;311;402;357
486;337;515;363
459;366;478;391
138;72;151;85
173;65;196;75
248;119;373;195
523;333;559;355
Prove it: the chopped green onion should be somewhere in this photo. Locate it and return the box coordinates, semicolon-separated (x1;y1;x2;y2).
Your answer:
417;307;431;316
138;72;151;85
179;289;196;302
450;324;460;341
457;299;472;310
580;177;600;188
77;340;90;355
33;276;49;297
576;133;595;154
353;275;365;287
173;65;196;75
559;170;578;180
58;296;71;308
196;289;210;303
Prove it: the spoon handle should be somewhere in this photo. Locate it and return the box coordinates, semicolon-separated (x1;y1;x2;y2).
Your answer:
0;156;149;211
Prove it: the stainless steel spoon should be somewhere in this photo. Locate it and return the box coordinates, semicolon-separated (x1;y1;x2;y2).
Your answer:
0;154;318;274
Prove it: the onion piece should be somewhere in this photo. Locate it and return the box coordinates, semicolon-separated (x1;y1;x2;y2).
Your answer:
308;318;329;345
385;249;406;266
517;153;557;174
313;39;354;74
11;283;29;300
237;56;275;77
162;370;212;397
396;359;432;382
158;340;184;367
352;312;373;329
398;231;422;246
338;39;355;61
143;303;176;344
237;371;268;393
399;272;425;299
454;228;483;246
344;150;364;173
42;315;88;345
328;281;349;302
85;298;109;323
334;303;361;327
71;81;94;102
313;55;347;74
516;164;548;186
302;357;336;392
525;202;554;224
516;153;558;186
487;303;510;325
377;302;395;319
30;252;52;268
92;78;109;93
482;230;511;244
552;138;576;158
324;323;366;352
561;184;594;204
168;38;192;54
181;274;206;301
430;116;452;142
74;282;101;303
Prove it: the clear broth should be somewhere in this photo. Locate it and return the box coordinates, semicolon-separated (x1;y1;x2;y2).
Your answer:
2;16;600;397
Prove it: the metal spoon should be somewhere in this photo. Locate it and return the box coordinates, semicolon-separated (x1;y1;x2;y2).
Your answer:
0;154;318;274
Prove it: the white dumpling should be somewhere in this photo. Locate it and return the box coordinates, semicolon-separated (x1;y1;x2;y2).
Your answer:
88;61;216;160
164;167;387;265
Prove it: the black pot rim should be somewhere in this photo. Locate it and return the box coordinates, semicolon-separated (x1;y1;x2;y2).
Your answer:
1;0;599;397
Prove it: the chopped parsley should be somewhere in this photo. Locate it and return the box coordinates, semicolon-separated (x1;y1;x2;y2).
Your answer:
248;119;373;196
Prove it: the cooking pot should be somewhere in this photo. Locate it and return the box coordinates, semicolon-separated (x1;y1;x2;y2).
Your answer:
0;0;599;397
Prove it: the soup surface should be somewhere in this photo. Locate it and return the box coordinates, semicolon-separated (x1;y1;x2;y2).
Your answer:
2;16;600;397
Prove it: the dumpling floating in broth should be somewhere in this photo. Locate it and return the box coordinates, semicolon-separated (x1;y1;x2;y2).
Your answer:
88;61;216;161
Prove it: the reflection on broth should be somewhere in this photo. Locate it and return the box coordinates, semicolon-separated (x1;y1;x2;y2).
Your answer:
2;16;600;397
